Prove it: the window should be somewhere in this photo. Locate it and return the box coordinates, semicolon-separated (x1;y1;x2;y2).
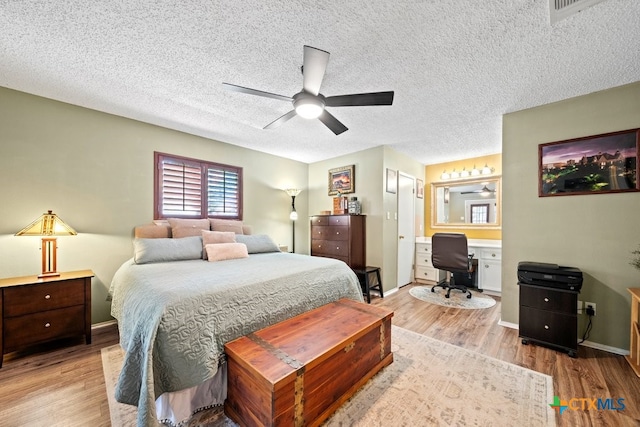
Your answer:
470;203;489;224
154;152;242;220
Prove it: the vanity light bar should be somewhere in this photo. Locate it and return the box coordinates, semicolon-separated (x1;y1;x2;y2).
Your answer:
440;164;494;180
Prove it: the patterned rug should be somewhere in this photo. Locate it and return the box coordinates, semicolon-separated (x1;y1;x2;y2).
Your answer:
102;326;554;426
409;285;497;309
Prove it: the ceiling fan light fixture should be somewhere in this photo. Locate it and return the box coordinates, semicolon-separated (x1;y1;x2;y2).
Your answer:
293;93;325;119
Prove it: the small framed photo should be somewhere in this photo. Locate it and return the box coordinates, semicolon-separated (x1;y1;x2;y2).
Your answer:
386;168;397;194
539;128;639;197
328;165;355;196
416;178;424;199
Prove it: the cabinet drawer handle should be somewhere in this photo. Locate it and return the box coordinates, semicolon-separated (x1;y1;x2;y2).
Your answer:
492;253;496;257
485;264;489;268
45;294;51;299
45;322;51;328
336;246;340;250
336;232;340;235
544;325;549;330
544;298;549;302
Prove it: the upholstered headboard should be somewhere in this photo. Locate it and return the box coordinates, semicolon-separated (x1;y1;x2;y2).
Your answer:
134;219;252;238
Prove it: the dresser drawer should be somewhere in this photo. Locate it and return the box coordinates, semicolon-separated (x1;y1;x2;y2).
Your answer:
3;305;86;352
519;306;577;350
328;215;351;226
311;240;349;257
3;279;85;317
311;225;349;241
415;266;440;282
519;284;577;314
310;216;329;226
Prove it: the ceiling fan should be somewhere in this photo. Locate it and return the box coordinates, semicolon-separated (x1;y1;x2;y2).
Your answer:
222;45;394;135
461;185;496;195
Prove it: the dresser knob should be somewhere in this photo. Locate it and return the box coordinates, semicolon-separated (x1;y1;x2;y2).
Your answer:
485;264;489;268
336;232;340;235
544;325;549;330
45;294;51;299
492;253;496;257
336;247;340;250
544;298;549;302
45;323;51;328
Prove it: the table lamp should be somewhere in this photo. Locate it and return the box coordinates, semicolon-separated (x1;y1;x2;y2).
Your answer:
15;210;77;278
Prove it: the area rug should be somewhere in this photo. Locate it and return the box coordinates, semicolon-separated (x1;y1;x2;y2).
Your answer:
409;285;497;309
102;326;554;426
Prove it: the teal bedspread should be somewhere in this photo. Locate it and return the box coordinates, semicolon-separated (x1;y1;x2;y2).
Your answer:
109;252;364;427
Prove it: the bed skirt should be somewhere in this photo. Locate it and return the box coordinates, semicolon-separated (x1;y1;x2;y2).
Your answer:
156;366;227;427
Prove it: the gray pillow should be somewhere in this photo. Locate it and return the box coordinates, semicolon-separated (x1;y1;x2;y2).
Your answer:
133;236;203;264
234;234;280;254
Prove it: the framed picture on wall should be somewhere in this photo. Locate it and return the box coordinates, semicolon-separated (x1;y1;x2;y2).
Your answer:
416;179;424;199
539;128;639;197
328;165;355;196
386;168;397;194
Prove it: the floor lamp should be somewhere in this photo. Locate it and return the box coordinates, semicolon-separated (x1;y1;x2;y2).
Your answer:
284;189;301;253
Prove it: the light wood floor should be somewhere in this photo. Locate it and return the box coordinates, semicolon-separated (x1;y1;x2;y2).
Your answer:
0;284;638;426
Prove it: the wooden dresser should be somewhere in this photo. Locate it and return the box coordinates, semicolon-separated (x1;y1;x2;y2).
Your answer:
310;214;365;269
0;270;93;367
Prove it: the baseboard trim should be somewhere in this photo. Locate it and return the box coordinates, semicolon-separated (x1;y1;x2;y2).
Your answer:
498;320;628;356
92;319;117;330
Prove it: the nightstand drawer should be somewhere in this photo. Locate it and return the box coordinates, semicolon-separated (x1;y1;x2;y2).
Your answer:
3;305;86;352
415;243;432;256
3;279;85;317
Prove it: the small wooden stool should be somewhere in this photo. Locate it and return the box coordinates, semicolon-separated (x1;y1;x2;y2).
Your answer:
353;266;384;303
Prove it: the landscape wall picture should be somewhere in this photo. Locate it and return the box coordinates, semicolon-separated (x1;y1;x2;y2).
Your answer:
539;129;639;197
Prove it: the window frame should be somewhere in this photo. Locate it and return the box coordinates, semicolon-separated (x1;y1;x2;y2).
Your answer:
154;151;243;220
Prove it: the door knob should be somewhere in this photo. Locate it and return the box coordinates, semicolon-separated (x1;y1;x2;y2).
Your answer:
399;235;405;239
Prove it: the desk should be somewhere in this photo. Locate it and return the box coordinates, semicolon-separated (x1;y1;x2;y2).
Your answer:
626;288;640;377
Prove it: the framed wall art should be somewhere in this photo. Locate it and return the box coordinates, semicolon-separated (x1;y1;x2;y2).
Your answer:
386;168;397;194
416;178;424;199
539;128;639;197
328;165;355;196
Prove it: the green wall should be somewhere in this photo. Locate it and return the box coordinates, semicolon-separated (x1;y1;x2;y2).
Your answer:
0;87;308;323
502;81;640;351
308;145;424;292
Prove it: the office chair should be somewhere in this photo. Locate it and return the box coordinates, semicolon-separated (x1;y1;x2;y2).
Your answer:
430;233;474;299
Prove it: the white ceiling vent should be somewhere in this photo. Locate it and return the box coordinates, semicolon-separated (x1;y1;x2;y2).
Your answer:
550;0;608;23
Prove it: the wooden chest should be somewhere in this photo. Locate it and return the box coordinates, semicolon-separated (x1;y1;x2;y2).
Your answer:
224;298;393;427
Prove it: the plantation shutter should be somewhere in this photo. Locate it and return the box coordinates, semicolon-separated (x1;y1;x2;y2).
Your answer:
159;157;204;217
155;152;242;220
207;167;240;217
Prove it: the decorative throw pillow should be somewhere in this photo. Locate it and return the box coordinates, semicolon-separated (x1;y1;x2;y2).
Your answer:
202;230;236;260
134;224;172;238
210;219;244;234
234;234;280;254
205;243;249;262
167;218;210;238
133;236;203;264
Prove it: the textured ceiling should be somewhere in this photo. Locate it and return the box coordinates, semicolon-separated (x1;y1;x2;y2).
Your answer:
1;1;639;164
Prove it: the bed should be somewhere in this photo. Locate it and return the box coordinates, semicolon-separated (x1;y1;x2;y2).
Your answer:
109;221;364;427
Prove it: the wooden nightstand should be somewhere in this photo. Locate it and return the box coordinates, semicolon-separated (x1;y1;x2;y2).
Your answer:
0;269;93;367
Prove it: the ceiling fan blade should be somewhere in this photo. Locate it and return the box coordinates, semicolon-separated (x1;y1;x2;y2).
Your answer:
325;91;394;107
264;110;297;130
318;110;348;135
302;45;330;96
222;83;292;102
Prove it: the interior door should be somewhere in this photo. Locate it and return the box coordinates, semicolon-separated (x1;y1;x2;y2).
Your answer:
397;172;415;287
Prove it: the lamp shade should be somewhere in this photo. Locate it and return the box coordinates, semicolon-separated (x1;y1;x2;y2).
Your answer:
15;210;77;236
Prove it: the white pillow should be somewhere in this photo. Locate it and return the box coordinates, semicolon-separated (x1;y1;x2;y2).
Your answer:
205;243;249;262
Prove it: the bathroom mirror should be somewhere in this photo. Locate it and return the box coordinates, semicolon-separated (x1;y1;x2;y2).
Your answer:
431;176;501;229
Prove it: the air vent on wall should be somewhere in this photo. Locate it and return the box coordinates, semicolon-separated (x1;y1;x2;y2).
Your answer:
549;0;608;24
